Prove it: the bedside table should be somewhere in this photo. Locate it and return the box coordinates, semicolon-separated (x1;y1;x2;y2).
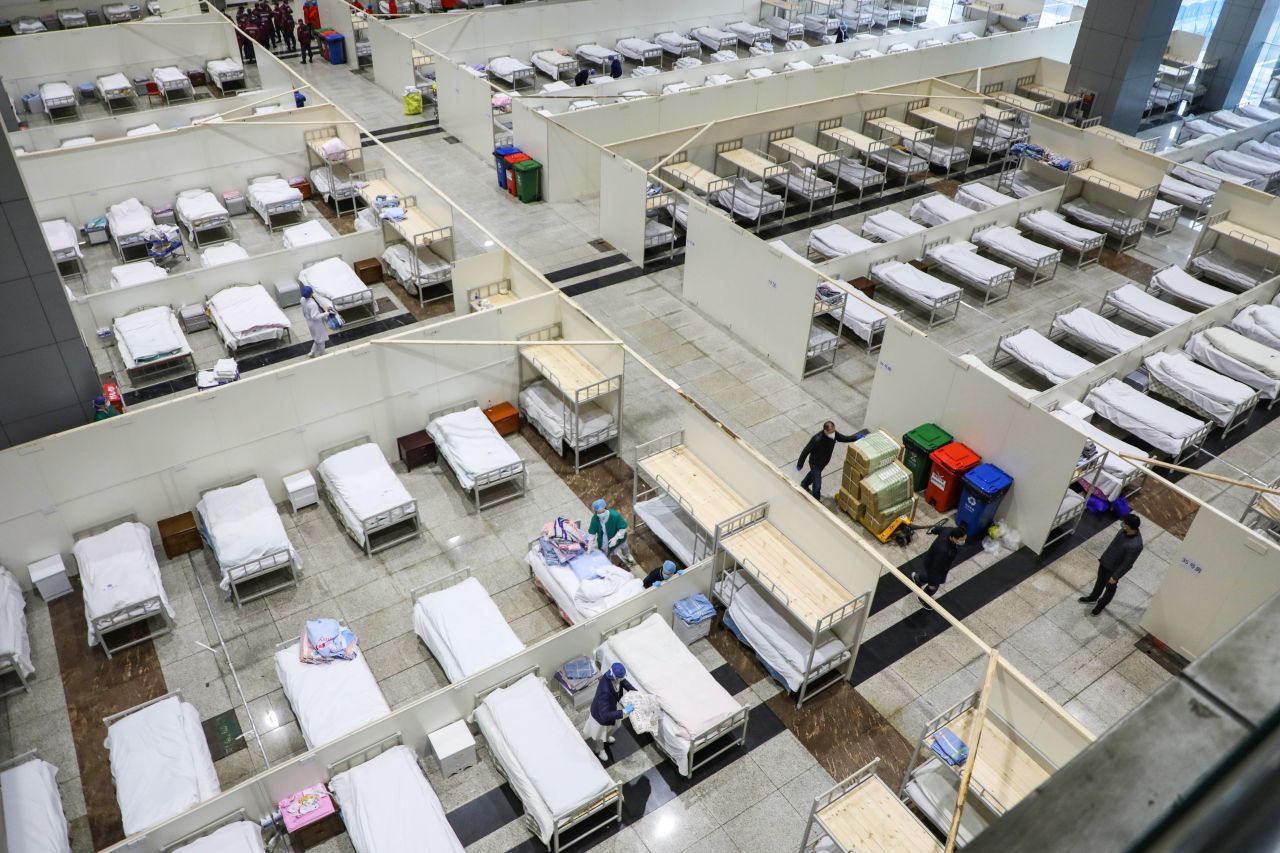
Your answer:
484;401;520;437
283;470;319;512
280;784;343;850
158;512;201;559
27;554;73;602
397;430;437;471
428;719;476;777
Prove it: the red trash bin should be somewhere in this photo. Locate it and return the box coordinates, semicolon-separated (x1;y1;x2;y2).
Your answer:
926;442;981;511
503;152;529;197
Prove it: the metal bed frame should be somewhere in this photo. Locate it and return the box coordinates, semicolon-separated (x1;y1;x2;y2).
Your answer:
104;691;184;731
869;258;962;329
176;186;235;249
357;168;454;306
814;118;890;202
862;107;934;183
714;139;791;223
1017;206;1105;269
57;7;88;26
101;2;138;22
517;322;623;473
382;237;454;304
800;759;927;853
41;83;80;124
197;475;299;607
905;98;979;178
712;504;866;708
706;173;785;234
74;514;173;658
690;26;739;52
116;304;197;385
1084;376;1213;465
318;435;421;556
1188;245;1275;293
429;400;528;511
1147;200;1181;236
109;210;157;261
477;667;625;851
99;76;140;115
468;278;514;312
1043;451;1108;550
615;36;663;65
632;430;732;566
299;255;378;322
923;237;1015;307
207;59;247;94
161;807;288;852
643;191;680;258
1097;285;1187;333
1239;476;1280;543
1159;180;1215;226
1147;264;1231;311
153;69;195;105
575;42;619;69
1062;188;1147;253
762;14;804;41
530;47;581;81
652;30;702;62
0;572;32;697
992;324;1093;387
248;174;305;232
1048;400;1149;502
205;285;293;356
768;160;838;218
726;20;770;46
1191;211;1279;287
971;221;1061;286
48;231;85;284
807;285;845;377
1146;359;1260;439
408;568;477;653
1047;301;1143;360
601;609;751;775
306;128;364;217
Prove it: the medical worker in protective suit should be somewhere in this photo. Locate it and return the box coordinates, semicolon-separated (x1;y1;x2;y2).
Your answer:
300;285;331;358
588;498;635;566
582;662;635;760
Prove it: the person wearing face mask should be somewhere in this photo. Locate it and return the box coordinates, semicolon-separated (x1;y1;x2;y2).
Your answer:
643;559;682;588
796;420;856;501
582;662;635;761
588;498;635;566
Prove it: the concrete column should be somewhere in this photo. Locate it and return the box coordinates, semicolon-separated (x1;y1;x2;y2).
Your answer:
0;125;101;448
1200;0;1280;110
1066;0;1183;134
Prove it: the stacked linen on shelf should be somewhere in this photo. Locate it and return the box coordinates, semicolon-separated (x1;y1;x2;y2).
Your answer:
213;358;238;380
674;593;714;625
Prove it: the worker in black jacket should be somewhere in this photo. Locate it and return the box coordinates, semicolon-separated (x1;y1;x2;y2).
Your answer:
912;526;968;608
796;421;855;500
1080;514;1143;616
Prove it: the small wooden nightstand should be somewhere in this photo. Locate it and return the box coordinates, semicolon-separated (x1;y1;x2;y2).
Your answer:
353;258;383;285
397;430;437;470
158;512;201;559
484;402;520;436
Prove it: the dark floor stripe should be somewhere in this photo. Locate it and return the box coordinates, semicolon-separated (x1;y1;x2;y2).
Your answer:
545;253;629;283
363;119;439;136
363;126;444;146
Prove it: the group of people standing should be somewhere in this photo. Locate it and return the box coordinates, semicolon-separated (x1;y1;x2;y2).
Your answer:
235;0;320;65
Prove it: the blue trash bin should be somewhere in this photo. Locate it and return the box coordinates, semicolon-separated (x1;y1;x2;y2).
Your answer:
493;145;520;189
954;463;1013;537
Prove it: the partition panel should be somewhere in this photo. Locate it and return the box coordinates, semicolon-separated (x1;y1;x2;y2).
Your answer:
599;152;648;265
369;19;416;96
435;59;496;157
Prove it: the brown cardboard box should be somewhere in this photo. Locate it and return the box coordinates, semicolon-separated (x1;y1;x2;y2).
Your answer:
354;257;383;285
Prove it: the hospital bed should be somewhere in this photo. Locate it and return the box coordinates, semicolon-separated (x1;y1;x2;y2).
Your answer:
382;242;451;296
955;182;1014;212
654;30;701;58
767;162;836;214
710;179;785;230
869;259;962;328
868;147;931;180
599;612;750;776
205;284;290;354
1099;284;1195;332
195;476;298;606
102;2;140;22
298;256;376;321
468;279;518;312
275;632;391;748
56;7;87;26
1018;208;1105;268
784;59;812;72
615;37;662;65
1231;304;1280;349
835;5;872;29
59;135;95;149
151;66;194;104
40;218;83;283
1;750;70;853
174;188;232;248
993;327;1094;385
803;13;837;37
1174;160;1265;191
205;57;246;94
105;693;219;837
633;493;703;567
1208;110;1259;131
1189;248;1272;291
526;533;643;624
1147;199;1181;236
1181;118;1230;141
911;195;975;227
162;811;278;852
818;156;886;199
38;82;78;124
868;3;901;27
1049;304;1148;359
281;220;335;250
862;210;926;243
575;43;619;68
1060;198;1144;252
127;123;162;137
1205;149;1280;189
114;305;194;383
328;737;465;853
801;759;942;853
318;439;420;555
763;14;803;40
1145;351;1260;437
475;671;623;851
1085;377;1211;461
902;137;970;175
427;402;527;511
1184;327;1280;403
1051;407;1147;501
106;197;156;260
13;16;44;32
643;214;677;254
96;73;138;114
1238;139;1280;165
0;568;33;698
246;175;304;232
517;326;620;471
691;25;739;52
310;166;360;214
1003;169;1057;199
412;569;524;682
201;242;249;268
807;224;874;261
1149;265;1234;310
972;223;1061;285
488;56;536;88
886;42;913;54
531;49;580;80
727;20;770;45
831;288;897;352
924;239;1016;307
1159;175;1215;221
1238;104;1280;122
111;260;169;289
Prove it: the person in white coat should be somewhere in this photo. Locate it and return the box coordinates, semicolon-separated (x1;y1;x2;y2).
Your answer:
300;285;330;358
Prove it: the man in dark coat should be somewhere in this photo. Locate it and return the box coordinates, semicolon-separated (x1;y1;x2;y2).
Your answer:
795;420;855;500
1080;514;1143;616
913;526;967;607
297;19;314;64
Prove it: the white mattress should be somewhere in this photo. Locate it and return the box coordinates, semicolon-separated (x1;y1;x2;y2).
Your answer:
1238;104;1280;121
927;241;1011;287
107;197;154;238
1206;149;1280;181
819;158;883;190
105;696;219;837
207;284;289;347
152;66;188;85
911;195;973;226
599;614;741;776
195;477;292;586
474;674;615;844
634;494;701;566
206;57;244;78
381;242;450;286
427;406;523;491
1152;266;1234;307
1190;248;1267;291
1173;162;1262;191
201;242;249;267
1000;328;1093;384
955;183;1013;212
126;124;161;137
298;257;369;308
1185;328;1280;399
1106;283;1194;330
1160;175;1215;208
282;220;334;249
716;575;846;693
173;822;265;853
1231;304;1280;349
904;138;966;167
310;167;355;199
838;293;898;342
577;43;616;63
975;225;1059;265
877;262;958;305
1007;171;1056;198
489;56;531;80
246;177;303;210
1145;351;1256;426
1051;409;1144;500
531;50;576;77
656;31;697;52
1;755;69;853
808;224;874;259
110;260;168;289
1086;378;1206;456
519;381;614;450
1209;110;1259;130
114;306;189;366
39;82;74;103
275;643;389;748
40;218;80;257
97;72;132;94
175;189;226;227
1061;198;1141;236
317;443;414;543
711;179;783;220
1052;308;1147;356
526;546;642;624
616;37;660;58
0;568;32;682
863;210;926;242
329;746;464;853
73;521;174;646
1238;139;1280;163
413;576;524;682
1021;210;1102;249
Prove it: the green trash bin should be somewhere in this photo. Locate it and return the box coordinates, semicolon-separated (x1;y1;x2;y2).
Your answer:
902;423;952;492
514;158;542;203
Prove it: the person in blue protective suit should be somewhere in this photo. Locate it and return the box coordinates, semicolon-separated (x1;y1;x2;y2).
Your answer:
300;285;331;358
588;498;635;566
643;559;682;589
581;662;636;760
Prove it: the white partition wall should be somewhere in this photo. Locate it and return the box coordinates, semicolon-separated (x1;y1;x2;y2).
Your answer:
599;151;648;265
988;659;1094;766
369;17;417;96
435;58;496;155
317;0;358;67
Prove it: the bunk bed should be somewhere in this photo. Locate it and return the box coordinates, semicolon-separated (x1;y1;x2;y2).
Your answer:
801;760;942;853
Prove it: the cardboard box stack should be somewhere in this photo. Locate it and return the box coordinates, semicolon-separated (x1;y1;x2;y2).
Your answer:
836;430;902;520
860;460;915;536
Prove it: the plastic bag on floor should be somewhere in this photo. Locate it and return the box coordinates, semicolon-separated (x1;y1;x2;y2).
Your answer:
403;88;422;116
621;690;662;736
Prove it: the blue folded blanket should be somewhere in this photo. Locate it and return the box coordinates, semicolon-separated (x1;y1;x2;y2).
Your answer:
674;593;715;625
930;727;969;766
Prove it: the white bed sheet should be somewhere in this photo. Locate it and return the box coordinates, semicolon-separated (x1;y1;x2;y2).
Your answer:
1160;175;1215;208
519;381;614;450
1209;110;1259;130
911;195;973;226
837;293;898;343
1051;409;1143;500
1021;210;1102;249
1;756;69;853
329;746;464;853
39;82;74;103
195;477;292;586
616;37;660;59
975;225;1059;265
531;50;576;78
73;521;174;646
1000;328;1093;384
711;179;783;220
246;177;303;212
206;57;244;78
275;644;389;748
282;220;334;249
41;218;80;257
808;224;873;259
107;197;154;239
1231;304;1280;349
1052;308;1147;356
1107;283;1194;330
175;189;226;227
1185;328;1280;399
97;72;132;94
310;167;355;199
1153;266;1234;307
1238;139;1280;163
414;577;524;682
110;260;168;289
114;306;188;365
1238;104;1280;121
317;443;414;543
526;546;642;623
152;66;188;85
927;241;1012;287
1145;351;1256;425
0;568;32;681
1007;171;1056;199
1190;248;1268;291
298;257;369;308
1086;378;1206;455
382;242;450;287
955;183;1013;212
1206;149;1280;182
201;242;249;267
489;56;532;81
877;262;959;304
634;494;701;566
208;284;289;346
1061;199;1141;235
174;822;265;853
427;406;523;491
126;124;161;137
576;43;617;63
656;31;698;53
863;210;926;242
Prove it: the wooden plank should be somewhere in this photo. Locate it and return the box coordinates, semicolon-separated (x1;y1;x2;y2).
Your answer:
1210;218;1277;251
522;342;608;395
662;161;721;194
869;116;926;140
1022;83;1077;105
821;126;882;155
722;521;851;627
819;775;943;853
719;147;776;179
772;136;828;166
910;107;969;132
1075;168;1154;201
640;446;749;530
938;708;1051;814
992;92;1049;114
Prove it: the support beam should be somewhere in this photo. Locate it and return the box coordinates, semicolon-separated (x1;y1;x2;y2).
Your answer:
1201;0;1280;110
